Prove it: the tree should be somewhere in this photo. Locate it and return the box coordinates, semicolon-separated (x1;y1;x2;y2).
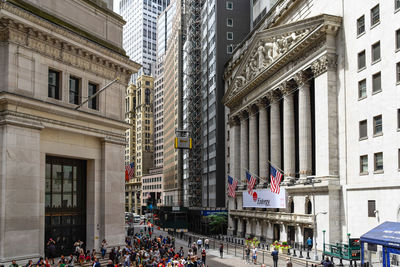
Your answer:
207;212;228;235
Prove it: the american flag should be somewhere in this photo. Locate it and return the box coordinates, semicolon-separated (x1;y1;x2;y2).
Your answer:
270;165;283;194
125;162;135;181
227;175;238;198
246;171;256;195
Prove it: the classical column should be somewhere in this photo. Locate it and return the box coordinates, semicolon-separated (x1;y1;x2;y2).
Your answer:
282;82;296;177
257;98;269;181
239;111;249;182
268;90;281;169
230;116;241;180
294;71;312;178
248;105;259;176
311;53;339;177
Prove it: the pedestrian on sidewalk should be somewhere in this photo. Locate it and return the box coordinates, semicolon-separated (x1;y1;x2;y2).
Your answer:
101;239;108;259
204;238;209;250
188;236;192;248
252;246;257;264
245;245;250;264
271;247;279;267
219;243;224;259
307;237;312;251
197;238;202;249
201;249;206;266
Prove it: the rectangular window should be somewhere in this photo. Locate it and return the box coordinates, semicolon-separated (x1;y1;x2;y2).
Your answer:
226;1;233;10
227;18;233;27
374;152;383;172
69;76;81;105
88;82;98;110
360;155;368;174
368;200;376;217
357;16;365;36
396;29;400;50
358;50;366;70
359;120;368;139
397;62;400;83
372;72;381;93
371;4;380;27
371;42;380;63
227;45;233;54
358;79;367;99
398;109;400;129
396;0;400;10
48;69;61;100
227;32;233;40
373;115;382;135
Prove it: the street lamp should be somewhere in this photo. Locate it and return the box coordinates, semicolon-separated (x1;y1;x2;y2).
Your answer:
314;211;327;261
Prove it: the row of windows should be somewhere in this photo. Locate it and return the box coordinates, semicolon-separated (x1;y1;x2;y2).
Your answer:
143;176;162;183
48;69;98;110
143;184;162;190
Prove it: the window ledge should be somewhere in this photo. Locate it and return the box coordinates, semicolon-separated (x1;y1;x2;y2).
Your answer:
371;59;381;66
359;136;368;141
357;32;366;39
373;133;383;138
395;7;400;14
370;21;380;30
372;89;382;95
358;95;367;101
357;66;366;73
396;48;400;53
374;170;384;174
360;172;369;176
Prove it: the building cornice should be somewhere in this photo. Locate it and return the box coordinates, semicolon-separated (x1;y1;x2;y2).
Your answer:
0;2;141;83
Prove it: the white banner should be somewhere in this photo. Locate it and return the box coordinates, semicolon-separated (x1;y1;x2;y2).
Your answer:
243;188;286;208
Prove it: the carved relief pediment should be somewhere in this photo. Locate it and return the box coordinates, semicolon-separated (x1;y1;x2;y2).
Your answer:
223;14;341;107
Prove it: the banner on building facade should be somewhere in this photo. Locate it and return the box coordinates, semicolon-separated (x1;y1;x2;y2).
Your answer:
242;188;286;208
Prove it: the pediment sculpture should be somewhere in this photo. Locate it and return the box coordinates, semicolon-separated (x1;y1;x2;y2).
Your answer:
233;29;310;90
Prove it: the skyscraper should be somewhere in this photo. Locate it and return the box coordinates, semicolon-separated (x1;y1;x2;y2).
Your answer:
120;0;170;77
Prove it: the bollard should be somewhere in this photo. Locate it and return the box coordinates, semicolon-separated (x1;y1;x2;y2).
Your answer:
337;258;343;266
355;261;357;267
235;244;237;256
350;260;353;267
263;250;265;264
299;248;304;258
306;261;308;267
306;250;310;259
293;248;297;257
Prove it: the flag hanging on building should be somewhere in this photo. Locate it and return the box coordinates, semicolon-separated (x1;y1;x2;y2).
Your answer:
246;171;256;195
125;162;135;181
228;175;238;198
270;165;283;194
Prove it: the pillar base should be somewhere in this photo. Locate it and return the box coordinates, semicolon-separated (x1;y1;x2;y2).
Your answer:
227;229;234;236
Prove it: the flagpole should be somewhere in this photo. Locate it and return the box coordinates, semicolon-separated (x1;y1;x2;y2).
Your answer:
267;160;287;176
243;168;268;182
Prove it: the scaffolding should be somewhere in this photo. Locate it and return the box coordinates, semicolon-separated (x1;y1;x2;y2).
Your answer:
183;0;203;207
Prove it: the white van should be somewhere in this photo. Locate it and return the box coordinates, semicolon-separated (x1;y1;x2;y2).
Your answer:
133;215;141;223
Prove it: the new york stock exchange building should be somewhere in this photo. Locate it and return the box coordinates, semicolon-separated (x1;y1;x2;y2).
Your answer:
224;0;400;251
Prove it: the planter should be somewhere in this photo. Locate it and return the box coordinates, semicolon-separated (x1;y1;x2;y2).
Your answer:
280;247;289;254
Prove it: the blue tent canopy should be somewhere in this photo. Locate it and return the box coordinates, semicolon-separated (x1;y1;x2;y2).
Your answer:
360;222;400;267
361;221;400;248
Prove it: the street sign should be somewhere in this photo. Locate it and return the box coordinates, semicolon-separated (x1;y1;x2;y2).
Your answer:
174;137;192;149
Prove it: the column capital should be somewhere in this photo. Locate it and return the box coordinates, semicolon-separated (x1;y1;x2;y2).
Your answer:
228;115;240;126
246;104;258;116
266;89;281;103
311;54;337;77
280;80;296;95
293;70;312;87
255;97;268;109
238;110;248;120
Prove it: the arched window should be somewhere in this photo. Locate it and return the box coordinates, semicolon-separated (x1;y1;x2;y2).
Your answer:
306;198;312;214
145;89;150;104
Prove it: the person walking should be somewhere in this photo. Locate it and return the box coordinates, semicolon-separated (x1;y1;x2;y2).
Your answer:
46;238;56;264
101;239;107;259
252;246;257;264
204;239;209;250
271;247;279;267
245;246;250;264
201;249;206;266
9;260;18;267
188;236;192;248
197;238;202;250
219;243;224;259
307;237;312;251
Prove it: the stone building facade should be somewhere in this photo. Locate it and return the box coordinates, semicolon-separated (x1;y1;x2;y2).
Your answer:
224;0;400;250
0;0;139;263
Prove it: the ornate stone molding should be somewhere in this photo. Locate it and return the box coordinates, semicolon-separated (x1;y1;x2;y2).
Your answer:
255;97;268;109
0;3;140;84
228;116;240;127
238;110;248;121
266;89;281;103
293;70;312;87
246;104;258;116
311;53;337;77
280;80;296;95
